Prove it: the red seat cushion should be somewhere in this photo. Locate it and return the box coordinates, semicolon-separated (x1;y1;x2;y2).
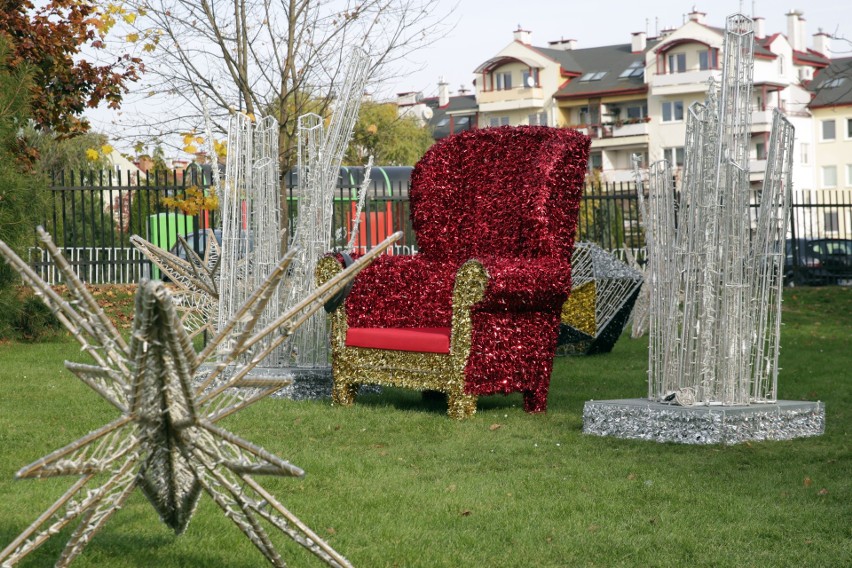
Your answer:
345;327;452;354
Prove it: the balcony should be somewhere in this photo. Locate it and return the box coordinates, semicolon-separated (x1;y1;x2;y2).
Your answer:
650;69;721;95
571;119;651;147
477;87;545;112
751;106;784;133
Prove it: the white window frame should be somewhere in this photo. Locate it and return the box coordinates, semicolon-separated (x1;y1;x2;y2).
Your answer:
662;100;684;123
663;147;685;167
821;165;837;188
496;71;512;90
800;142;810;165
846;118;852;140
821;119;836;141
846;164;852;186
668;52;686;73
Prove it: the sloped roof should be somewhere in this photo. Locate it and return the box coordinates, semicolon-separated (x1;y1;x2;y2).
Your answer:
543;42;658;99
422;94;478;139
808;57;852;108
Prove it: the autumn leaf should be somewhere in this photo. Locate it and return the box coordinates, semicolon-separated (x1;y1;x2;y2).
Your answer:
488;423;502;431
804;476;813;487
123;13;137;25
85;148;99;161
126;32;139;42
101;144;114;155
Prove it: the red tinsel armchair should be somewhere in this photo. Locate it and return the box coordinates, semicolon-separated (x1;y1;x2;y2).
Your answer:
317;126;590;419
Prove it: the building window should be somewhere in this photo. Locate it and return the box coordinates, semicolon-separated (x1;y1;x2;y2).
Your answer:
489;117;499;127
755;142;766;160
821;165;837;188
579;106;590;124
824;211;840;233
521;68;539;87
496;71;512;90
579;71;607;81
800;143;810;165
847;118;852;139
699;50;717;70
668;52;686;73
778;55;785;75
846;164;852;186
589;152;603;172
662;100;684;122
435;117;450;127
663;147;685;167
454;116;471;132
626;104;648;119
822;119;836;141
528;112;547;126
619;60;644;79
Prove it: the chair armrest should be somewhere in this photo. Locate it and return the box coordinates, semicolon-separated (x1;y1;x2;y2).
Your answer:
474;256;572;312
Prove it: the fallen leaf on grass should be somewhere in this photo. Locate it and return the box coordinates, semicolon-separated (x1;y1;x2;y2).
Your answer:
460;509;472;517
804;476;813;487
587;524;600;532
627;473;637;480
818;488;829;495
326;527;336;535
489;423;502;431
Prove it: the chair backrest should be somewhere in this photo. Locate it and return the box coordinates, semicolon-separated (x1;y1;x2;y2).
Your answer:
410;126;590;262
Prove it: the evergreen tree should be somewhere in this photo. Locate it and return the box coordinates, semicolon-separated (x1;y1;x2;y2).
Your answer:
0;36;53;339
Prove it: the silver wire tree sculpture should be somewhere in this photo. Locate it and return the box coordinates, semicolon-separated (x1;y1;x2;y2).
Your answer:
639;14;795;406
0;227;400;567
218;113;284;361
284;47;372;372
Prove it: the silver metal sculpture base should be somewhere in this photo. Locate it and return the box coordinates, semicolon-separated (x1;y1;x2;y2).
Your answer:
202;365;380;401
583;399;825;445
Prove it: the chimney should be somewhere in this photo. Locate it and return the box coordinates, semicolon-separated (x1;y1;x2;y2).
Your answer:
812;30;831;56
754;16;765;39
787;10;805;51
631;31;647;52
548;38;577;50
687;10;706;24
438;78;450;107
513;26;532;44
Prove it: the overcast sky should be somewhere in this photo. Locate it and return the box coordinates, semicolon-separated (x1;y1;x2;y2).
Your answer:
85;0;852;150
379;0;852;99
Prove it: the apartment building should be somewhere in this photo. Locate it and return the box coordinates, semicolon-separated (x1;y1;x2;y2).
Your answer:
806;56;852;235
469;9;832;190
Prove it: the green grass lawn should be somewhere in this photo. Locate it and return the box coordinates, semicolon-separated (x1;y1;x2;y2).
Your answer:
0;287;849;567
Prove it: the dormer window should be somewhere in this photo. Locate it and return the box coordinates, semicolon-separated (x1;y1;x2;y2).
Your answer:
668;53;686;73
699;49;718;70
619;61;644;79
521;68;540;87
579;71;607;82
823;77;846;88
496;71;512;90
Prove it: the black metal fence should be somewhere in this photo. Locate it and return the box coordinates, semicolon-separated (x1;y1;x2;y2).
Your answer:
33;168;852;285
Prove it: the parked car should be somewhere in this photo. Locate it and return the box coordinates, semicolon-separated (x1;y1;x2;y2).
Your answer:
784;238;852;286
170;228;223;262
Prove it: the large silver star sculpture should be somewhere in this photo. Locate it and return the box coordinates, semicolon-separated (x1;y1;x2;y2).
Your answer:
130;229;221;340
0;227;401;567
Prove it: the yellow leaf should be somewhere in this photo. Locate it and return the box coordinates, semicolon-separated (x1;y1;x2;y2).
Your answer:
126;33;139;43
101;144;114;155
183;144;198;154
123;13;137;24
85;149;100;162
143;43;156;52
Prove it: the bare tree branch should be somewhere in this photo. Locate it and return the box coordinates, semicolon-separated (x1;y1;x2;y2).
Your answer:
108;0;454;166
